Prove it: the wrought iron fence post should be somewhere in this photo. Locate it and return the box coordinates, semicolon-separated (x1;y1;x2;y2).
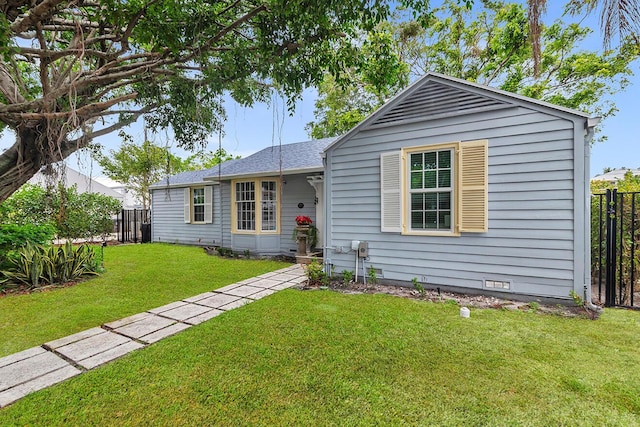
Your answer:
605;189;617;306
119;209;125;244
133;208;138;244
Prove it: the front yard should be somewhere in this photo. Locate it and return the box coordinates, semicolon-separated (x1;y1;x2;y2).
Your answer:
0;244;638;425
0;243;289;357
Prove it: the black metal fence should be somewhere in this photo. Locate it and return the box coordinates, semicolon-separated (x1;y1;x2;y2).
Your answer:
592;189;639;308
116;209;151;243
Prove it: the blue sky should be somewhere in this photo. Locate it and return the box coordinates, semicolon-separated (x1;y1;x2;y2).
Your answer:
1;1;638;178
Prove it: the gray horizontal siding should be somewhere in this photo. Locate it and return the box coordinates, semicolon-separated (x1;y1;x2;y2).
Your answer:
151;186;223;246
326;106;578;299
152;175;316;256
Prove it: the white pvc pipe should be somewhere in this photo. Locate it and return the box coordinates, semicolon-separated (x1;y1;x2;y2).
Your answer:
355;251;358;283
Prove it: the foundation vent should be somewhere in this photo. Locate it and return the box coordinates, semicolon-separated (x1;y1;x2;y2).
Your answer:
484;280;511;290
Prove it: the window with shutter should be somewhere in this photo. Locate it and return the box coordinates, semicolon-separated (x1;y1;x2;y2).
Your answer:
459;140;488;233
185;186;214;224
380;140;488;236
380;152;402;232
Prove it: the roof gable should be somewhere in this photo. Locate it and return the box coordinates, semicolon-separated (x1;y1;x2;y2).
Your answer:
325;72;595;153
369;79;513;128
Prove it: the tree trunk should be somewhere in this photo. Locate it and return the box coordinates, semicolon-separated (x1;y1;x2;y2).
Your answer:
0;125;78;203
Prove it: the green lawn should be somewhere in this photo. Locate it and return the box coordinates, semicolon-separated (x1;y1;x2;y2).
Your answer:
1;244;639;425
0;243;289;357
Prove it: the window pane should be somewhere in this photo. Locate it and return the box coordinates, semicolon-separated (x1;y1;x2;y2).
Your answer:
424;152;436;170
424;211;437;229
424;170;436;188
438;192;451;210
194;205;205;222
424;193;437;210
438;150;451;168
411;193;423;211
438;170;451;188
439;211;451;229
410;153;422;171
411;211;424;229
410;172;422;189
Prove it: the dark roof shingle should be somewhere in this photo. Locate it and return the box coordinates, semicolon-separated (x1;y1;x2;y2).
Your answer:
151;138;335;188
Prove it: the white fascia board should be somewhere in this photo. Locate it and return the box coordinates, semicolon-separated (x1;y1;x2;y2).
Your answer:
202;167;324;181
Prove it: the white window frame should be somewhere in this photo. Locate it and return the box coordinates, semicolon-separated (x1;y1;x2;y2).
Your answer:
235;181;256;231
183;186;213;224
408;148;454;232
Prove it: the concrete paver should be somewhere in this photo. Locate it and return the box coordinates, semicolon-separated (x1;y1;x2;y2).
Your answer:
0;365;81;408
148;301;189;314
45;327;105;349
248;288;277;300
183;308;224;325
183;291;217;303
159;303;213;322
0;346;82;408
0;264;306;408
80;341;145;370
141;323;191;344
213;283;243;293
224;285;263;298
248;278;281;289
271;281;298;290
195;293;240;308
219;298;252;311
51;330;131;363
103;312;150;329
0;348;70;392
110;314;176;340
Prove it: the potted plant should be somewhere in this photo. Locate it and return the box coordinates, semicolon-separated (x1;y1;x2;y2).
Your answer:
293;216;317;256
295;215;313;227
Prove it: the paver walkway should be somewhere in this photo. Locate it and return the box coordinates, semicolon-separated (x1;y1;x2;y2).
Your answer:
0;264;306;408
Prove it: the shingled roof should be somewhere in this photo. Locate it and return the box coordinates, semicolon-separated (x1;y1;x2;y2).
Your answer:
151;137;335;188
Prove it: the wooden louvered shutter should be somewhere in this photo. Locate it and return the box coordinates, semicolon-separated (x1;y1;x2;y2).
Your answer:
183;188;191;223
380;151;402;233
204;186;213;224
458;140;488;233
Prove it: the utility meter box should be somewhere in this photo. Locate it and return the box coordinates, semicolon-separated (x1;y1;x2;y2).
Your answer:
358;241;368;258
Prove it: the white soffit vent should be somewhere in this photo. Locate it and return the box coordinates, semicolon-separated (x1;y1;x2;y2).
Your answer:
370;81;512;128
484;280;511;290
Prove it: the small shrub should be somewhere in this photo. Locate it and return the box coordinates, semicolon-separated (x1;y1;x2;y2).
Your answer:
305;260;328;287
367;266;378;285
243;249;251;259
216;247;233;257
342;269;354;283
569;290;584;307
412;277;425;297
528;301;540;312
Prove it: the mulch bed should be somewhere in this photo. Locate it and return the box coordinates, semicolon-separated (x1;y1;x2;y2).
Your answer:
301;280;602;319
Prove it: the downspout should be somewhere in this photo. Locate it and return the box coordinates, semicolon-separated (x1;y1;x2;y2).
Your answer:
583;122;603;315
321;152;332;276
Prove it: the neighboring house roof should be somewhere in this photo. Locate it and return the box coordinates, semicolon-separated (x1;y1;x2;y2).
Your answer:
324;72;599;153
29;164;123;201
591;168;640;182
94;176;143;209
151;138;336;188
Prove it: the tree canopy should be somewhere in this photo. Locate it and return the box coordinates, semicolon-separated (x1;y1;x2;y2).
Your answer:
307;0;639;139
95;137;239;210
0;0;432;202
